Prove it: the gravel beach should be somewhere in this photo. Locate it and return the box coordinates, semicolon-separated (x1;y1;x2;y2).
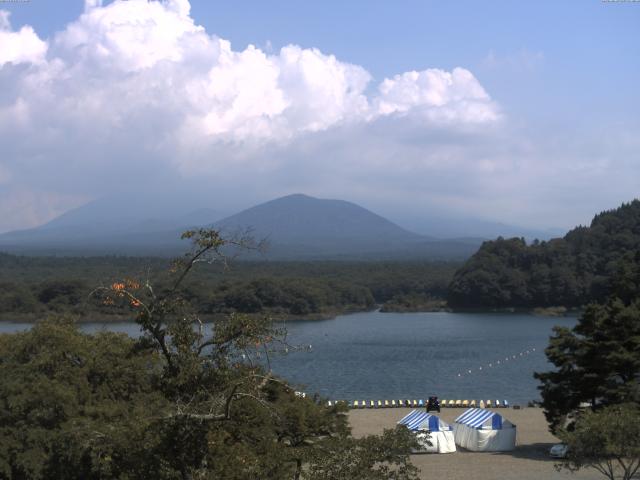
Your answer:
348;407;602;480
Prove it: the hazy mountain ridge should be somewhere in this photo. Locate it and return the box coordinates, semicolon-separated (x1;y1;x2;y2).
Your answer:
0;193;224;255
393;214;563;241
0;193;551;259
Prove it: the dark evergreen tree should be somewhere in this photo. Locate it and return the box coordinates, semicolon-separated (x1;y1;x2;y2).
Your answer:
534;255;640;433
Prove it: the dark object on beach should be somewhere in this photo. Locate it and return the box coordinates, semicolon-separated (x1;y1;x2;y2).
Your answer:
426;396;440;413
513;404;521;410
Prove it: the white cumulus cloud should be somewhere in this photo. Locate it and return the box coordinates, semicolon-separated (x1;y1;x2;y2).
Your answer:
374;67;499;123
0;11;48;66
1;0;498;144
0;0;510;232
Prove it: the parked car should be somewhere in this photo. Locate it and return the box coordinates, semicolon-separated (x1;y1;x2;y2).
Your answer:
426;396;440;413
549;443;569;458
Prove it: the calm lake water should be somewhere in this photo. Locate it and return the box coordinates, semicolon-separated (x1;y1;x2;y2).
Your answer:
0;311;576;404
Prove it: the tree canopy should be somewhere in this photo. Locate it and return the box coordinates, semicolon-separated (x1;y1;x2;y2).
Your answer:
558;404;640;480
534;252;640;433
535;247;640;479
0;229;419;480
0;253;458;321
534;297;640;432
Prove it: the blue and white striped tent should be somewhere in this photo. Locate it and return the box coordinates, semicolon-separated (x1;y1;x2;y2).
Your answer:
453;408;516;451
398;410;456;453
398;410;452;431
454;408;504;429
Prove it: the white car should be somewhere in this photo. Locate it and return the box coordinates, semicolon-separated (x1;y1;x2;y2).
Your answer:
549;443;569;458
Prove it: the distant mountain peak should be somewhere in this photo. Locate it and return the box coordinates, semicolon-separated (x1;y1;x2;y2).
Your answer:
258;193;346;207
278;193;315;200
215;194;423;242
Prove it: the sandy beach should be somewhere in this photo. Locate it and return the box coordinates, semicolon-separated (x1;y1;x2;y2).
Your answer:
348;407;602;480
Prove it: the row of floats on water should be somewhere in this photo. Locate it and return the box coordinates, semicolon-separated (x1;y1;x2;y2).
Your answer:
328;399;510;409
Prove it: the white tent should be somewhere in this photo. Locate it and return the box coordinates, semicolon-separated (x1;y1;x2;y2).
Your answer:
453;408;516;452
397;410;456;454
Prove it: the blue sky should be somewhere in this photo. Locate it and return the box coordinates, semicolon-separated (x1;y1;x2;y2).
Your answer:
0;0;638;233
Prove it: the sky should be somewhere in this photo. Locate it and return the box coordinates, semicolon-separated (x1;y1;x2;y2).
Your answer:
0;0;638;234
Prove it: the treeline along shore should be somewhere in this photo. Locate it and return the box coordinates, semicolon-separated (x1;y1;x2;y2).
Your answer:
0;256;458;321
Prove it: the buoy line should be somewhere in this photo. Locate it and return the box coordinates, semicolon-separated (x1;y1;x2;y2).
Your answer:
455;347;540;379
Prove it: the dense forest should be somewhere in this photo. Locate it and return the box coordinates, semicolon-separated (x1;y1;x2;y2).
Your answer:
448;200;640;309
0;255;458;320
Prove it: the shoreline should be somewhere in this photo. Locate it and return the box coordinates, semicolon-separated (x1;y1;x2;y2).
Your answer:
0;305;581;324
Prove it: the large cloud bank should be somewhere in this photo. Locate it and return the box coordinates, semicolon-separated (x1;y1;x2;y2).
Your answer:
0;0;497;141
0;0;633;233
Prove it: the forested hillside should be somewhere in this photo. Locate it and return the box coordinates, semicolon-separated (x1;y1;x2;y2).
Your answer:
448;200;640;308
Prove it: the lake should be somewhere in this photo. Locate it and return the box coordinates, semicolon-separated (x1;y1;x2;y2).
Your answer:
0;311;575;404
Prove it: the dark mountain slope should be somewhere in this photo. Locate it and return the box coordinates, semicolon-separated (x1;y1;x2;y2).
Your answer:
215;194;428;254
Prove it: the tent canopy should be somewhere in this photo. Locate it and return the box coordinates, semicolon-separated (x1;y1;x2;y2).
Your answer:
454;408;508;429
398;410;452;431
453;408;516;451
398;410;457;453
